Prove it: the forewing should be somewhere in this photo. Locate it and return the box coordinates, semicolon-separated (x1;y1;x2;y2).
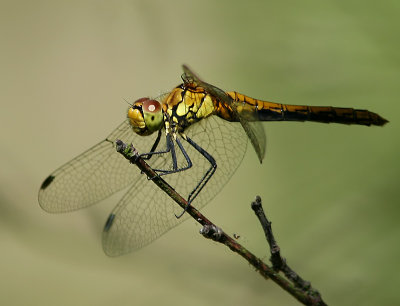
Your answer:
102;116;247;256
38;120;160;213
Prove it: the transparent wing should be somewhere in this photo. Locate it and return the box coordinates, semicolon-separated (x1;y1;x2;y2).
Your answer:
238;119;266;163
182;64;266;162
38;120;160;213
102;115;247;256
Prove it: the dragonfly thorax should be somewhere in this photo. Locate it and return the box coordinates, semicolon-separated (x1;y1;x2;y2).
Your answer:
128;98;164;136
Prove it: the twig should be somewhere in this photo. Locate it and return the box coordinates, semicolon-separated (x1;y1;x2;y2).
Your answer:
252;196;326;305
116;140;326;305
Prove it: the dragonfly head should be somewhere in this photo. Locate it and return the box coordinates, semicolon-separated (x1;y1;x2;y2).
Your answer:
128;98;164;136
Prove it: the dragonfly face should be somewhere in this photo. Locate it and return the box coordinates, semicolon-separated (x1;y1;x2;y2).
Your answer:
127;98;164;136
39;65;387;256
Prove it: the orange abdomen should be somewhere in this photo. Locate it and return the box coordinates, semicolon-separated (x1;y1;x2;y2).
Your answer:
225;91;388;126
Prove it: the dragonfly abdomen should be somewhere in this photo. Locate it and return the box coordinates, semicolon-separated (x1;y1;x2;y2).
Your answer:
262;104;388;126
227;91;388;126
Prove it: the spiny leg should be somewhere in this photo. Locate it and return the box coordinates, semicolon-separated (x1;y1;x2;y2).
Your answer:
140;129;162;160
175;135;217;219
138;131;194;177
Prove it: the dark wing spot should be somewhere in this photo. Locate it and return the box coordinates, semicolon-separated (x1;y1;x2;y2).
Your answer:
103;213;116;232
40;175;55;190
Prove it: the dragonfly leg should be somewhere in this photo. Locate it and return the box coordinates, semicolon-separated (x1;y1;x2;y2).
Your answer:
153;135;194;177
137;132;176;174
140;131;194;178
139;130;171;161
175;135;217;219
140;129;162;160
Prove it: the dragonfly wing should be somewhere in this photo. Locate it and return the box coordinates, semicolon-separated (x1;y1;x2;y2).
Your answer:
38;120;160;213
238;118;266;163
102;172;187;256
182;64;266;162
102;116;247;256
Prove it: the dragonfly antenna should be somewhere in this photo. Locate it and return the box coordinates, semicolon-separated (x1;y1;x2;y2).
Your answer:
123;98;132;106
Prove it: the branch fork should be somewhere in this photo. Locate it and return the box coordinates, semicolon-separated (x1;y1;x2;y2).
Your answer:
116;140;327;305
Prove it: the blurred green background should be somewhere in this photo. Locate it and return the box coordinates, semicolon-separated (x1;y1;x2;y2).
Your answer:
1;0;399;305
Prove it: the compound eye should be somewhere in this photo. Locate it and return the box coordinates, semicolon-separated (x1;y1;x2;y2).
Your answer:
141;99;163;133
143;99;162;114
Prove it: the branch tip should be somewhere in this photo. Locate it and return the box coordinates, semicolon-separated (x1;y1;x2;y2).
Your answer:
115;141;326;305
251;196;326;305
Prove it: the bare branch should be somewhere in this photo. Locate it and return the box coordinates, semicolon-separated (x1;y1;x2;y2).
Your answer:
251;196;326;305
116;140;327;305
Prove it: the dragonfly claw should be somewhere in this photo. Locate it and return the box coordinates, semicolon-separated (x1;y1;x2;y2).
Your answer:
175;202;191;219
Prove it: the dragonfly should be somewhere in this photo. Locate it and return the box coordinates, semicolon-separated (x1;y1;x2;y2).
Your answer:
38;65;388;256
